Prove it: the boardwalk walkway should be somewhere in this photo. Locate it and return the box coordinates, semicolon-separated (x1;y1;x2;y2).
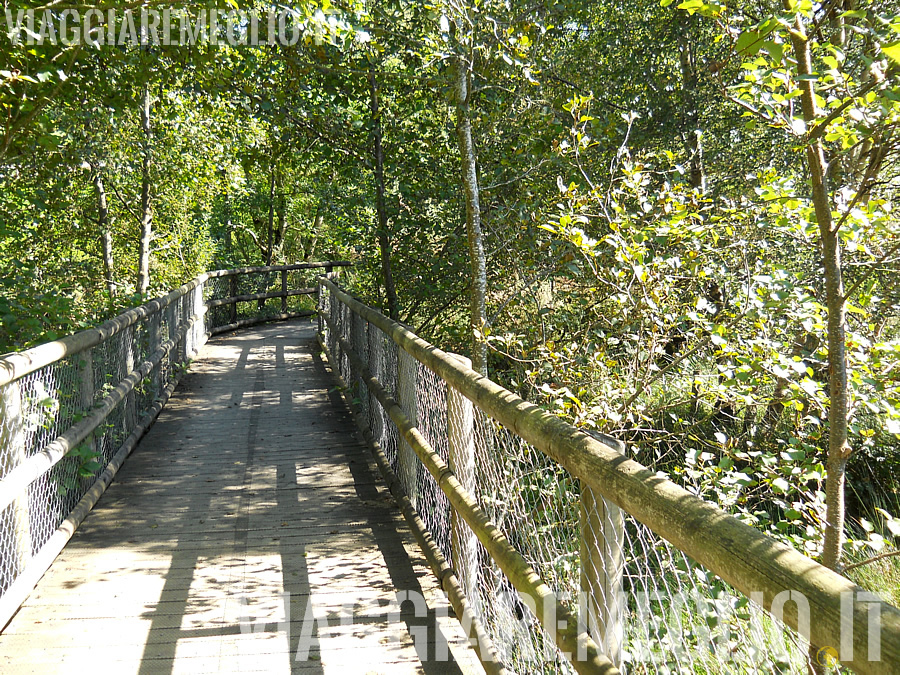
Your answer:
0;321;483;674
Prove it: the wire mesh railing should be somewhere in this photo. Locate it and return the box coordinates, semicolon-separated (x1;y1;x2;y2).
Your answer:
318;276;900;675
0;261;348;629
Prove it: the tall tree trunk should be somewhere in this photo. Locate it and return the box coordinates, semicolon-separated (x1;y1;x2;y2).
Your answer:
137;84;153;295
676;11;704;191
93;169;115;299
222;169;233;257
304;197;324;262
266;165;276;266
452;53;488;376
785;2;850;576
786;16;851;673
368;69;400;320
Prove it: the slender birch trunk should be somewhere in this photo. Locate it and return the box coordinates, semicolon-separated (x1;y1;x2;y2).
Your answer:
93;169;115;298
368;69;400;320
137;84;153;295
452;52;488;376
784;3;851;577
783;26;849;675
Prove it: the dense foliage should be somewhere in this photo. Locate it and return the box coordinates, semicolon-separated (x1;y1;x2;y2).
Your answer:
2;0;898;613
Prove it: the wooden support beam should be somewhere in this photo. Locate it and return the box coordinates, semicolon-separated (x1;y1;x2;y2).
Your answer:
320;310;620;675
319;276;900;675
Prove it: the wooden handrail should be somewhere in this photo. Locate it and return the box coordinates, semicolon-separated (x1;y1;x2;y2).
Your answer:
206;261;351;277
0;262;350;386
319;276;900;675
0;260;350;633
0;276;206;386
206;287;316;308
321;310;619;675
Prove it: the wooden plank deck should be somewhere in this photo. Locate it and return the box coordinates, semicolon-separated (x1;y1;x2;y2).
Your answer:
0;320;484;675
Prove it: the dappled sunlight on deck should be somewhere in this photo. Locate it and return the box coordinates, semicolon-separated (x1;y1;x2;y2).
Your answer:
0;321;482;675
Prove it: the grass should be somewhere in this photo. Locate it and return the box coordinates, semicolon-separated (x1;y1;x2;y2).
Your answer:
844;542;900;607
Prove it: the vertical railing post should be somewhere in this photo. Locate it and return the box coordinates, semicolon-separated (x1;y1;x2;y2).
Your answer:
78;349;96;454
183;290;193;359
166;298;178;382
182;291;192;361
193;283;204;354
122;327;138;434
186;285;197;358
447;354;478;603
257;271;267;312
317;279;324;339
229;275;238;325
281;269;288;313
149;309;161;394
397;349;418;507
0;381;31;585
579;434;625;669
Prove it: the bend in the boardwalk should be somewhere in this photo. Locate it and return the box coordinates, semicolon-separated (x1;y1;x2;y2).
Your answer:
0;320;484;675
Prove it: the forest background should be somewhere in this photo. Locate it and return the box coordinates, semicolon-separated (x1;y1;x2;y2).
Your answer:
1;0;899;607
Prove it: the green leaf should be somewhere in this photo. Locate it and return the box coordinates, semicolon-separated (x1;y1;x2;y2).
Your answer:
882;43;900;64
763;41;784;63
771;477;790;494
799;378;818;396
736;31;763;56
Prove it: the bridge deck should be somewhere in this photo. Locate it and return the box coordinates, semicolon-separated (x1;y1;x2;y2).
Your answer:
0;321;482;674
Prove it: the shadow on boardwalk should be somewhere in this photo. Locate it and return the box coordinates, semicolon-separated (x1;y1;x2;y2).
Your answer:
0;320;482;675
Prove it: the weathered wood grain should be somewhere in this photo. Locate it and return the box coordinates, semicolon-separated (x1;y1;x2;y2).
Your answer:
0;321;483;675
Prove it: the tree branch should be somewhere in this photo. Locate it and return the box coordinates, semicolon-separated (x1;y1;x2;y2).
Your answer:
843;549;900;572
843;238;900;303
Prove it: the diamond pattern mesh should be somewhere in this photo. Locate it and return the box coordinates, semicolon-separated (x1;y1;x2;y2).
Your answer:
319;280;811;674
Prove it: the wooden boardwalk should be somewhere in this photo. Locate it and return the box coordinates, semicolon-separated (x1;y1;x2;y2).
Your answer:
0;321;484;675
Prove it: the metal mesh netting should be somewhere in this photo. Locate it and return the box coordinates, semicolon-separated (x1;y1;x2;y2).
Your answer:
0;285;198;597
320;281;811;674
0;266;326;609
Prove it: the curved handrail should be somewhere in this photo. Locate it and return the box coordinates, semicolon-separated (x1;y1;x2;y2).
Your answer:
319;275;900;675
0;261;349;629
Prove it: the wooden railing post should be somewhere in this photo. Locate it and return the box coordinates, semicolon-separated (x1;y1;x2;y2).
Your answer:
149;310;161;392
447;354;478;603
78;350;96;453
580;434;625;669
281;269;288;313
397;349;418;507
319;279;328;339
186;285;199;358
194;283;204;354
229;275;238;324
123;327;137;433
182;292;192;360
166;300;178;375
0;381;31;586
182;291;192;361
